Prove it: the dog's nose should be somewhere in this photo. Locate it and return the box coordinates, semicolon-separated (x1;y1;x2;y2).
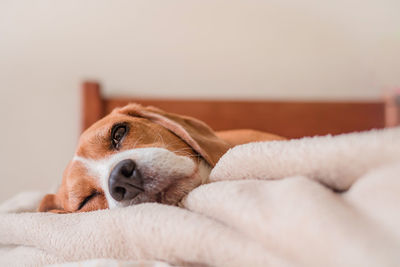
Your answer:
108;159;144;201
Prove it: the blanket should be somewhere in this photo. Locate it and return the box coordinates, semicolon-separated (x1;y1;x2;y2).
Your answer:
1;127;400;267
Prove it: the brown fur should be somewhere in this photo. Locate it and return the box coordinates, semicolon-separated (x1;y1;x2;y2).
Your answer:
216;129;285;146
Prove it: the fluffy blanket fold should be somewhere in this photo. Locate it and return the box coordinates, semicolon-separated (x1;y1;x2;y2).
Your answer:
1;127;400;267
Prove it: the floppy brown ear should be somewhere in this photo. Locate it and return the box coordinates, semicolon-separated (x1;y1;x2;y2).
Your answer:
38;194;65;213
117;104;232;166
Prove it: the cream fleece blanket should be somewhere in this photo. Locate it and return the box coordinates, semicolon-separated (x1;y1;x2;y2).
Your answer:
1;127;400;267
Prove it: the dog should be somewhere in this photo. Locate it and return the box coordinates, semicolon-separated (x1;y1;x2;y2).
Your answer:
38;104;284;213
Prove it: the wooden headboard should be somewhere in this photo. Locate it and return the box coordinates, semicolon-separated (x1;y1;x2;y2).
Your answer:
81;81;400;139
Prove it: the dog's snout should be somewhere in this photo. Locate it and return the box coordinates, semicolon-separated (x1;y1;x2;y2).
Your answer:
108;159;144;202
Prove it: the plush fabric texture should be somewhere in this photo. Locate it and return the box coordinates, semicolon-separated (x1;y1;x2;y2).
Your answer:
1;127;400;267
211;127;400;190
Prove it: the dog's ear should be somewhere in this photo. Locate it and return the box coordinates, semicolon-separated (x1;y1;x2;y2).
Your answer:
117;104;231;166
38;194;65;213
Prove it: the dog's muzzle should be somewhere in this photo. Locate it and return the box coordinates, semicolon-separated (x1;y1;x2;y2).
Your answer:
108;159;144;201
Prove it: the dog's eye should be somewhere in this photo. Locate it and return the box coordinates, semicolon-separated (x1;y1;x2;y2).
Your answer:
111;124;128;149
78;192;98;210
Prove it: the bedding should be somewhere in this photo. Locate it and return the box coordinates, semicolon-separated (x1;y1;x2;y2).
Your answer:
1;127;400;267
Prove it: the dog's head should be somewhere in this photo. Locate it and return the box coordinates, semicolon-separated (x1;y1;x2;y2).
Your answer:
38;104;230;213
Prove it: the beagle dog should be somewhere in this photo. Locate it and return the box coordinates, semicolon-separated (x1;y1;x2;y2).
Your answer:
38;104;284;213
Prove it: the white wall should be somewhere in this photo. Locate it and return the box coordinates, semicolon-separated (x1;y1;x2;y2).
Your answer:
0;0;399;202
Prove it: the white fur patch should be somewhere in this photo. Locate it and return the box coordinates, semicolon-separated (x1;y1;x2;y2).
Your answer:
73;148;210;208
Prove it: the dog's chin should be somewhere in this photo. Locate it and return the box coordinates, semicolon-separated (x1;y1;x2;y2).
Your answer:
122;192;158;206
106;179;189;208
115;189;180;206
105;178;181;208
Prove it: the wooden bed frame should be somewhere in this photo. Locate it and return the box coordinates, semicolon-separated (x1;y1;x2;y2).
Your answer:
81;81;400;139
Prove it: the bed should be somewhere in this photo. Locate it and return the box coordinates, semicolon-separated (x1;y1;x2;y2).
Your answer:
81;81;400;138
1;82;400;267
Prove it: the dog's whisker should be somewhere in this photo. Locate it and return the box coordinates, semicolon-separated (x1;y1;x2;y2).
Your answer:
170;148;193;155
161;139;189;151
168;146;193;153
157;132;166;147
132;135;143;148
169;149;197;160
